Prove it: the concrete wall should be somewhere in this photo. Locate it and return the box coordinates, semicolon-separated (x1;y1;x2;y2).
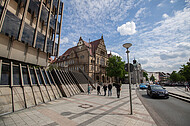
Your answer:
0;34;49;66
0;84;61;115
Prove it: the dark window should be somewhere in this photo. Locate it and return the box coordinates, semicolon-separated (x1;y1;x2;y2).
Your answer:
36;69;43;84
13;66;21;85
30;68;37;85
42;70;49;84
46;71;53;84
0;64;10;85
22;67;30;85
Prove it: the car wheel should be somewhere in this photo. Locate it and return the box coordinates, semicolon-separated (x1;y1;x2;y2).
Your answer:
165;96;169;99
150;93;153;98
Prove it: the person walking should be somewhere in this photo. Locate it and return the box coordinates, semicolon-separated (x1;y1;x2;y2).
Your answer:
88;84;91;94
108;84;112;96
103;84;107;96
115;84;121;98
97;85;101;95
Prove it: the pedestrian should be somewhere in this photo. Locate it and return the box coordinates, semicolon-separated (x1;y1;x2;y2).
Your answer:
103;84;107;96
97;85;101;95
115;83;121;98
88;84;91;94
108;84;112;96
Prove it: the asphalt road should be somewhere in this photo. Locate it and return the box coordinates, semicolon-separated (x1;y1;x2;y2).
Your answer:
137;89;190;126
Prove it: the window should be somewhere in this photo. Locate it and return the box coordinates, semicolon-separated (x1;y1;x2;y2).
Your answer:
80;55;84;59
97;58;99;64
100;58;105;65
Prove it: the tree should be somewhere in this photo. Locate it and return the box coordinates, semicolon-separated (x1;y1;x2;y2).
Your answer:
170;71;180;82
179;62;190;83
143;72;148;81
106;56;126;83
150;74;156;82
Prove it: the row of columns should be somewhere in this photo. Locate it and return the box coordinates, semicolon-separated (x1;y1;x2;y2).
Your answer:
0;60;62;112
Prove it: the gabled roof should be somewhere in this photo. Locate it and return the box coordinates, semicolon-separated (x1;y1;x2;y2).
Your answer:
57;36;105;62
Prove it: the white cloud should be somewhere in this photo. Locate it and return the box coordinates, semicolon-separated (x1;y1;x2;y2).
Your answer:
162;13;169;18
135;8;146;19
60;37;69;44
170;0;175;3
157;3;164;7
138;58;148;64
117;21;137;36
123;7;190;73
73;42;77;46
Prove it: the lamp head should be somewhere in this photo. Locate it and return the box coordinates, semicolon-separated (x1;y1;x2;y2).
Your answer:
123;43;132;49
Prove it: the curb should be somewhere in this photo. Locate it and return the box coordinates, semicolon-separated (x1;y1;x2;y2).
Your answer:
169;92;190;103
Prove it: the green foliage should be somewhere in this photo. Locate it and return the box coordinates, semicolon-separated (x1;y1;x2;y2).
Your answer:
179;62;190;83
170;71;180;82
106;56;126;82
47;64;59;71
150;74;156;82
143;72;148;81
170;71;186;83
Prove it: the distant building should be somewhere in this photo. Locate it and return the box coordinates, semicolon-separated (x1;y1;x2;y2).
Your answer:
55;35;113;83
131;59;144;84
147;72;170;83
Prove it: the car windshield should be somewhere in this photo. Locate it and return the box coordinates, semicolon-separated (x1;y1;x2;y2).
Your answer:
151;86;163;90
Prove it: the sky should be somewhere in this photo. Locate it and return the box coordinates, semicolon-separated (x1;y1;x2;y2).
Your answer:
59;0;190;73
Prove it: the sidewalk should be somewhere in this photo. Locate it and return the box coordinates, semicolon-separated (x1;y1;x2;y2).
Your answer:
0;84;156;126
165;86;190;98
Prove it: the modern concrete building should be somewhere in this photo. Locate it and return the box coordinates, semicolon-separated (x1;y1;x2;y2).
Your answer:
55;36;113;83
0;0;92;116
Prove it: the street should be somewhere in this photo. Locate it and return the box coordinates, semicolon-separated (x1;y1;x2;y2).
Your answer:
137;88;190;126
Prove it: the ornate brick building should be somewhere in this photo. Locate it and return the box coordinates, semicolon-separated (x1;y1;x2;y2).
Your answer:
56;35;113;83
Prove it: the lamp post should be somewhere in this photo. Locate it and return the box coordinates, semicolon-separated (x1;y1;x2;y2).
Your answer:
123;43;133;115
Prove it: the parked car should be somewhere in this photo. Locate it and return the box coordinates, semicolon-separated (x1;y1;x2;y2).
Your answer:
139;83;148;89
147;85;169;99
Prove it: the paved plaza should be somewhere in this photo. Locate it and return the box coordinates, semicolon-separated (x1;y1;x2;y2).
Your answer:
0;84;156;126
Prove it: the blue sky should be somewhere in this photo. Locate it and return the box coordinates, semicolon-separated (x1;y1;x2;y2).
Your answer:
59;0;190;73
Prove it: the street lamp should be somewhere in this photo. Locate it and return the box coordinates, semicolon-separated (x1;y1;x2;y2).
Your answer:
123;43;133;115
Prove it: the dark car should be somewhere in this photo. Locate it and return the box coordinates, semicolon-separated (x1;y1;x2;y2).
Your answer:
147;85;169;99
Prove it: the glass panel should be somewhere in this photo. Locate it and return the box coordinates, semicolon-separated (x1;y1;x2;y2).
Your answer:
41;6;48;26
0;5;3;16
22;67;30;85
50;14;55;29
0;64;10;85
46;38;53;53
30;68;37;85
36;69;43;84
22;23;35;46
42;70;48;84
59;2;63;15
36;31;45;50
54;43;58;56
53;0;58;9
46;71;53;83
1;10;21;39
28;0;40;16
13;66;21;85
57;22;60;34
